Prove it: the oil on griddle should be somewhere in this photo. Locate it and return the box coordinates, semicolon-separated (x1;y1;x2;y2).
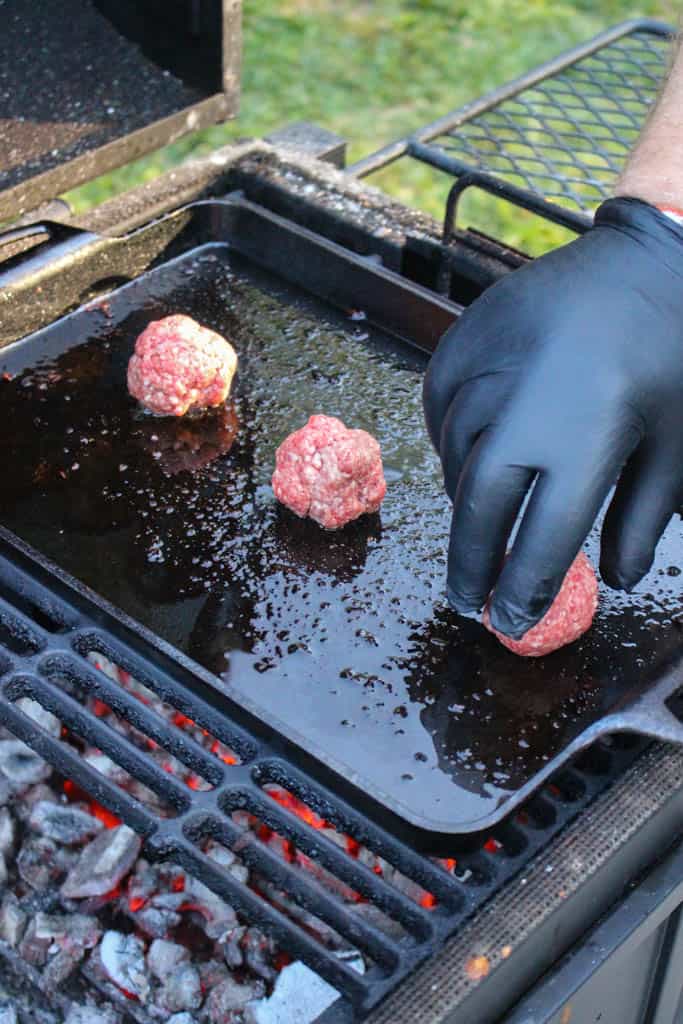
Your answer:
0;243;681;832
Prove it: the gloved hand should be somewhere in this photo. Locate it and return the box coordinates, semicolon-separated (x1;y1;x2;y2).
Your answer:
423;197;683;640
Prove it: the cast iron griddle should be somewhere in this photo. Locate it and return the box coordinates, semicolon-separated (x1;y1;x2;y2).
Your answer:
0;238;682;836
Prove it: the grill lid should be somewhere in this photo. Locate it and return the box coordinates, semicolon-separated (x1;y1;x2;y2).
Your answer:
0;0;241;223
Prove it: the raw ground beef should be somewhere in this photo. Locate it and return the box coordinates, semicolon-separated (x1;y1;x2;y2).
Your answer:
272;414;386;529
127;314;237;417
483;551;598;657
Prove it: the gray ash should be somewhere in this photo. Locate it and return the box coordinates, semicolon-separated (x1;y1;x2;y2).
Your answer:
0;660;408;1023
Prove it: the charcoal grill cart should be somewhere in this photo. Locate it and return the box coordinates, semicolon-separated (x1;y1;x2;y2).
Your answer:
1;5;683;1024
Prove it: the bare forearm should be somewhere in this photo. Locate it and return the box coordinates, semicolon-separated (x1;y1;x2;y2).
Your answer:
616;38;683;207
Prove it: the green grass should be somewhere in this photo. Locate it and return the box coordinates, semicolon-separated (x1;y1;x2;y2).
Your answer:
65;0;677;253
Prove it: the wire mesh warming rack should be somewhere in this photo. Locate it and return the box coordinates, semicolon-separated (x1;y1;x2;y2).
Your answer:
350;19;674;237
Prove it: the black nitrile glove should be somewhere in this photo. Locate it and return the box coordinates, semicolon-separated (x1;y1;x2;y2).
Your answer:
423;197;683;640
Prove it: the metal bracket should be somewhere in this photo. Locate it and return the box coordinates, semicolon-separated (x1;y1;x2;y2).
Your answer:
0;221;99;278
435;168;589;293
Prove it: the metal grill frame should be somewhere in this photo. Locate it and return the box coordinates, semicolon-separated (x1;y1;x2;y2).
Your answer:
349;19;674;238
0;167;680;1019
0;529;649;1019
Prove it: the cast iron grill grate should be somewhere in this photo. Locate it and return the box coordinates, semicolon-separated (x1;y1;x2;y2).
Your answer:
0;542;648;1017
351;20;673;236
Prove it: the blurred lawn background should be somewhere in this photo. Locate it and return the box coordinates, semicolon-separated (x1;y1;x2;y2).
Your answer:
65;0;676;254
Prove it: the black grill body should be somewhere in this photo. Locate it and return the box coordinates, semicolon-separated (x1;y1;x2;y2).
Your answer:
1;16;683;1021
0;170;682;1022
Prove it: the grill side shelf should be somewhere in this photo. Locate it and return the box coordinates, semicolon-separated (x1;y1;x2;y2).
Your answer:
0;535;649;1015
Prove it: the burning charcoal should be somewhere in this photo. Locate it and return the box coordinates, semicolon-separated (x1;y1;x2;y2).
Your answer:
18;836;77;890
18;914;55;966
98;931;150;1002
204;977;265;1023
0;893;26;947
125;858;157;904
0;1006;17;1024
16;698;61;738
167;1016;197;1024
64;1004;121;1024
222;924;246;969
206;842;249;885
336;948;366;975
0;779;11;808
42;947;83;987
83;751;130;787
29;801;104;845
134;904;182;938
18;911;99;971
246;817;354;902
0;854;6;889
128;781;171;817
63;914;102;953
205;842;237;870
243;961;339;1024
123;866;185;935
382;869;432;906
182;875;238;941
61;825;142;899
147;938;189;980
86;652;121;682
0;740;51;790
0;808;15;857
232;810;251;831
198;960;229;991
151;891;187;912
356;846;389;875
292;854;359;903
242;927;278;983
22;889;62;916
158;963;202;1014
156;862;185;886
16;783;60;821
60;890;113;916
228;861;249;885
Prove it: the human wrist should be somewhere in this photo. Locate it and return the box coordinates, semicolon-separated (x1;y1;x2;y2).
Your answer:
614;36;683;210
614;173;683;212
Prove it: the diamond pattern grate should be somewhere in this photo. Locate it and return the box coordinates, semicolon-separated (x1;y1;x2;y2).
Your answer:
351;21;675;234
432;29;671;214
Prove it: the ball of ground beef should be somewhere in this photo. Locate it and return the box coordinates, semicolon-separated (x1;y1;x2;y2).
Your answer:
272;414;386;529
483;551;598;657
127;315;237;417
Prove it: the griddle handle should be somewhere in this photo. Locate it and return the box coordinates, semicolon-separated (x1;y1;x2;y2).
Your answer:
600;661;683;746
0;222;54;252
0;221;98;280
